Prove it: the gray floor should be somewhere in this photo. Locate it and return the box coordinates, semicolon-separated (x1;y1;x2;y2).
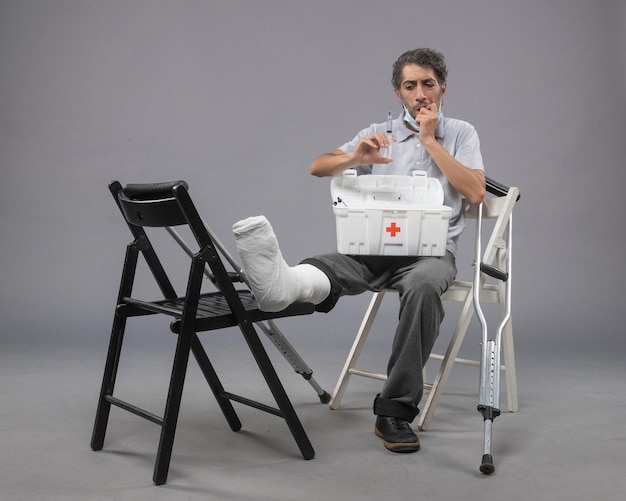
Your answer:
1;321;624;501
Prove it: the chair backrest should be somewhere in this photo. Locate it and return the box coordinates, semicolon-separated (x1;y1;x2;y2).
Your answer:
462;177;520;218
109;180;238;303
455;177;519;276
477;178;519;268
117;181;191;228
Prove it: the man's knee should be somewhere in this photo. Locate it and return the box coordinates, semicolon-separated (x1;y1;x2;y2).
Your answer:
402;258;455;297
401;280;443;305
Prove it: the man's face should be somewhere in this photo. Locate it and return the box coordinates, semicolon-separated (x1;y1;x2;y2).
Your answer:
395;64;446;118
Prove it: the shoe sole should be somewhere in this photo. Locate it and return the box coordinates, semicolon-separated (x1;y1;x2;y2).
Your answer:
375;426;421;453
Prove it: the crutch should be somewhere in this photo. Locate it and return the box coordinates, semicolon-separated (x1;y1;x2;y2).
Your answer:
473;197;513;474
165;223;331;404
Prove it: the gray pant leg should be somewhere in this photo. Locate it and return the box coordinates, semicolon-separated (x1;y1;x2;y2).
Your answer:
374;252;456;422
303;251;456;422
301;252;390;311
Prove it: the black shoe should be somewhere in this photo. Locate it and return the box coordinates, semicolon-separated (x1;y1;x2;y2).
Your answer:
375;416;420;453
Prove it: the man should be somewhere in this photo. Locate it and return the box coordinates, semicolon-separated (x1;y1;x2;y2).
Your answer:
233;48;485;453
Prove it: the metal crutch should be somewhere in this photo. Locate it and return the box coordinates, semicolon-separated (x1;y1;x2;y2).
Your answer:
473;202;513;474
165;224;331;404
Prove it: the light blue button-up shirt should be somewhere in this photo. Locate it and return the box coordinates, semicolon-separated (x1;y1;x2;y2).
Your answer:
337;112;485;255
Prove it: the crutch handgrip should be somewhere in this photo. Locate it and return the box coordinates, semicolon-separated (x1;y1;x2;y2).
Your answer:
480;263;508;282
227;272;245;283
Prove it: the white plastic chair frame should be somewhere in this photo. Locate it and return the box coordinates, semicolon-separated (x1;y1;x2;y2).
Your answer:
328;182;520;431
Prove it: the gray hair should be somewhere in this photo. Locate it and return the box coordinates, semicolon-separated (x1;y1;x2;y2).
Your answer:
392;48;448;89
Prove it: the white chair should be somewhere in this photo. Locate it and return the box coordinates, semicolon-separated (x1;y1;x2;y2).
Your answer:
328;178;520;431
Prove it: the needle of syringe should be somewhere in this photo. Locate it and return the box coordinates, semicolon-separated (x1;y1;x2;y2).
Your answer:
385;110;393;158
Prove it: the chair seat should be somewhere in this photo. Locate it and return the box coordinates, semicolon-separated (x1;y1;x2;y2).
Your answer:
118;290;315;333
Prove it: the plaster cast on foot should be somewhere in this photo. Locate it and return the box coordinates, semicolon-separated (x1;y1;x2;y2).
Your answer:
233;216;330;312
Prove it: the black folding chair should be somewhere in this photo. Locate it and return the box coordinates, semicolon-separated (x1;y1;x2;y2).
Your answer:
91;181;316;485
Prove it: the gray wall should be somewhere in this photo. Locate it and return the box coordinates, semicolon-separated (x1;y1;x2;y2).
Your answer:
1;0;625;355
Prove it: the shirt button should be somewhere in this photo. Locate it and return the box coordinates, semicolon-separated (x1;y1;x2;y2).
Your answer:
416;143;422;148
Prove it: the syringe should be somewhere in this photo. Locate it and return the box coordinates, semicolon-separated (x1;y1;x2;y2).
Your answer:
385;110;393;158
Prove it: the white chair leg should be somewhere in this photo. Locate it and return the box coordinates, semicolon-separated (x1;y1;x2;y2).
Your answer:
418;291;474;431
329;291;387;410
502;319;518;412
498;242;518;413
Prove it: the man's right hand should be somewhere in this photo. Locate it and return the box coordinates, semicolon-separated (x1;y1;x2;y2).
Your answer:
352;133;395;166
310;133;395;177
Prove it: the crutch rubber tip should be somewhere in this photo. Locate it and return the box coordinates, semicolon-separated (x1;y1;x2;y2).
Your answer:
318;391;331;404
480;454;495;474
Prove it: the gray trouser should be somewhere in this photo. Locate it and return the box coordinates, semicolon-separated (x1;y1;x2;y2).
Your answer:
302;251;457;422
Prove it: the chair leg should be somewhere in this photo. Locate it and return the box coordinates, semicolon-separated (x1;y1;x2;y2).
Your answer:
502;319;518;412
190;334;242;431
497;248;518;413
92;243;139;451
91;314;127;451
239;321;315;460
153;254;220;485
418;292;474;431
153;324;195;485
329;291;386;410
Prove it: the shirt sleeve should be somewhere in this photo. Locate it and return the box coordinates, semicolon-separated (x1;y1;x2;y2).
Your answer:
453;123;485;172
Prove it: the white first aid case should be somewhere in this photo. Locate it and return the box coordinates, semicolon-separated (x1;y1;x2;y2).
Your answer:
331;170;452;256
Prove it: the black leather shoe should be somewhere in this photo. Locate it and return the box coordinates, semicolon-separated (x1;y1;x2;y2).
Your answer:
375;416;420;453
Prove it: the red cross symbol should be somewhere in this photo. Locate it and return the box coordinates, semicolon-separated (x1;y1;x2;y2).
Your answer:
386;222;401;237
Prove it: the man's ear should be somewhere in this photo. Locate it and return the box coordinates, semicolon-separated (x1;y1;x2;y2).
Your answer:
394;88;402;103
